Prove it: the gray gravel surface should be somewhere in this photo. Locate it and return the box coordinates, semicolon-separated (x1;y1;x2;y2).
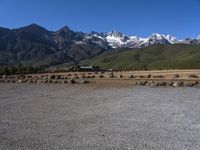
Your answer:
1;84;200;150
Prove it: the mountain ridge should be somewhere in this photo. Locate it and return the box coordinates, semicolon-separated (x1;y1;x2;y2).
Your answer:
0;24;200;67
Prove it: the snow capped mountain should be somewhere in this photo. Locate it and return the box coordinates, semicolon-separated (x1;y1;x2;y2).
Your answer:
165;35;177;44
83;30;200;49
105;30;143;48
137;33;170;48
177;37;200;45
106;30;128;48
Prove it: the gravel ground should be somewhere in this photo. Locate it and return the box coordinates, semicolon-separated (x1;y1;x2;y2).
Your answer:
0;84;200;150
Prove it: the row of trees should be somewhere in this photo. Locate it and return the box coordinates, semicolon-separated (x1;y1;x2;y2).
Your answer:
0;65;43;75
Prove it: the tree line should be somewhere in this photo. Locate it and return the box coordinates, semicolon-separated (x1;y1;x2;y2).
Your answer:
0;65;43;75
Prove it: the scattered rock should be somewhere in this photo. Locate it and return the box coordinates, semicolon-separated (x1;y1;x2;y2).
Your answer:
80;80;90;84
73;76;79;79
183;82;197;87
53;80;58;84
172;74;180;78
2;75;7;79
119;75;123;78
90;75;95;78
156;82;167;86
129;75;134;78
138;81;147;85
6;80;10;83
172;82;183;87
166;82;173;86
108;72;114;78
99;75;104;78
81;76;86;79
55;75;61;79
147;74;151;78
150;82;155;86
188;74;199;78
69;79;76;84
50;75;55;79
11;80;16;83
152;75;164;78
139;75;145;78
63;80;68;84
18;80;22;84
26;80;33;83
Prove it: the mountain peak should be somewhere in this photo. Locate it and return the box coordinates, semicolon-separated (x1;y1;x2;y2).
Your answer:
25;23;44;29
151;33;162;36
165;34;177;44
58;25;71;32
108;30;124;37
19;23;48;32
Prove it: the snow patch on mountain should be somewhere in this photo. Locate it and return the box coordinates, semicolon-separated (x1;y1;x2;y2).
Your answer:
84;31;200;49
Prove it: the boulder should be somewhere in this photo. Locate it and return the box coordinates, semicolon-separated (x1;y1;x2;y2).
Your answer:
147;74;151;78
119;75;123;78
81;76;86;79
188;74;199;78
11;80;16;83
63;80;68;84
17;80;22;84
157;82;167;86
6;80;10;83
80;80;90;84
152;75;164;78
172;74;180;78
50;75;55;79
26;80;33;83
139;75;145;78
129;75;134;78
172;82;183;87
139;81;148;85
55;75;61;79
166;82;173;86
67;74;72;76
108;73;114;78
48;80;53;83
99;75;104;78
2;75;7;79
69;79;76;84
53;80;58;84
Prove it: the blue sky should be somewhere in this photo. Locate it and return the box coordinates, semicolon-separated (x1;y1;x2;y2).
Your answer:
0;0;200;39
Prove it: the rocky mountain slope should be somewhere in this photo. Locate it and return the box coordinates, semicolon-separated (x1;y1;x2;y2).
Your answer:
0;24;200;67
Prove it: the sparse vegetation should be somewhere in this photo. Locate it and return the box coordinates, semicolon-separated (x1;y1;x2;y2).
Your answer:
82;44;200;70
